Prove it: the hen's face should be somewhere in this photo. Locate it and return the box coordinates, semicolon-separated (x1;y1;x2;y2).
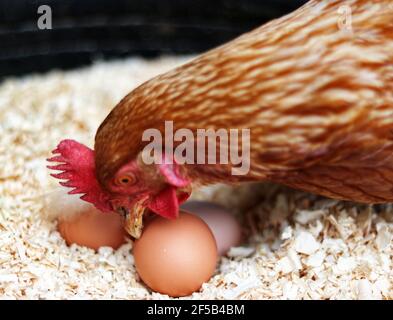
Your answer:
107;155;191;238
47;140;191;239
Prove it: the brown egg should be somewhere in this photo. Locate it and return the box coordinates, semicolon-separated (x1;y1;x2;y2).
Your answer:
133;212;217;297
181;201;243;256
58;207;127;251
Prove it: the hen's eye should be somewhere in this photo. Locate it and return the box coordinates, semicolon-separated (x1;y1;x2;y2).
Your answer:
115;174;136;186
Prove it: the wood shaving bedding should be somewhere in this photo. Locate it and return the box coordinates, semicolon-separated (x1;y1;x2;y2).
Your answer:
0;57;392;300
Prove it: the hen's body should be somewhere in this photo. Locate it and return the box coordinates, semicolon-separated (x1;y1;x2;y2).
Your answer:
95;0;393;203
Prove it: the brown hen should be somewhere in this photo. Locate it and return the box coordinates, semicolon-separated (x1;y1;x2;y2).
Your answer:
49;0;393;238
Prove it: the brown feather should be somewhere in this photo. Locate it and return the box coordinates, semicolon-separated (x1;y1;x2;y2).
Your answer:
95;0;393;203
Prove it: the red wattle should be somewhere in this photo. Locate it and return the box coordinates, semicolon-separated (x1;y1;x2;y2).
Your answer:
147;186;180;219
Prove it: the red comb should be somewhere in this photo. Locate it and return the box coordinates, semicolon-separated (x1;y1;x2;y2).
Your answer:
47;139;112;212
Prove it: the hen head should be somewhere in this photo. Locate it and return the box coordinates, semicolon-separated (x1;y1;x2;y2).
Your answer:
47;139;191;238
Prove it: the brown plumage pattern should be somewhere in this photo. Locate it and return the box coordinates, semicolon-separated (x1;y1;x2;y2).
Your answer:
95;0;393;203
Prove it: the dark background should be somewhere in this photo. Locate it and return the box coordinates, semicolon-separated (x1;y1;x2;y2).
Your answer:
0;0;307;79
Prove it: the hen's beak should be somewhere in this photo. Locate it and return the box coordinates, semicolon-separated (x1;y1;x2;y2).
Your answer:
116;199;146;239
